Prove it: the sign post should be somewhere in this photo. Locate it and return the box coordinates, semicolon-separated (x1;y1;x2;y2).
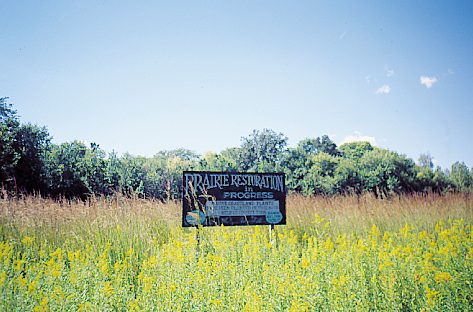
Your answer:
182;171;286;251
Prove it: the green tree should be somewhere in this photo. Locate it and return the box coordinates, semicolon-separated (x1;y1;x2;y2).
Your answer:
220;147;242;171
298;135;341;156
0;98;51;194
358;148;417;197
163;154;196;199
339;141;374;158
415;165;452;193
0;97;20;189
198;152;237;172
43;141;108;199
103;151;122;194
221;147;240;161
82;143;108;195
111;149;199;200
12;123;50;193
44;141;90;198
149;149;198;199
335;141;374;194
432;167;452;191
302;152;340;195
119;153;148;197
450;162;472;191
237;129;288;172
280;147;312;192
281;135;342;193
334;157;363;194
122;149;199;200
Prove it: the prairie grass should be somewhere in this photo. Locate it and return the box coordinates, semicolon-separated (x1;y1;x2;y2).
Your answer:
0;191;472;311
0;193;180;258
286;192;473;238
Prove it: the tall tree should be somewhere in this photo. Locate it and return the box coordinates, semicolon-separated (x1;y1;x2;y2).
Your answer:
450;161;472;191
104;151;121;194
0;97;20;189
82;143;108;195
1;98;51;193
302;152;340;195
198;152;237;172
334;157;363;194
357;148;417;197
280;146;312;192
12;123;50;193
237;129;288;172
153;149;198;199
43;141;108;199
339;141;374;158
298;135;341;157
119;153;148;197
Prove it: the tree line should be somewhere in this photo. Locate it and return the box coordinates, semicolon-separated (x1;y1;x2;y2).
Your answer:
1;97;472;200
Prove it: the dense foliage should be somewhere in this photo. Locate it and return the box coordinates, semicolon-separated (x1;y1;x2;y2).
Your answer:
1;97;472;199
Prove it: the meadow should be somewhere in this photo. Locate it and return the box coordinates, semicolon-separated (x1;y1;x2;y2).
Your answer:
0;191;472;311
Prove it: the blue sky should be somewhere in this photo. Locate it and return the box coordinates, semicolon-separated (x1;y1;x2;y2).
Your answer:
2;0;472;170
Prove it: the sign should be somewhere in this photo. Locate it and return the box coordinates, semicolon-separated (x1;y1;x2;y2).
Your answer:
182;171;286;227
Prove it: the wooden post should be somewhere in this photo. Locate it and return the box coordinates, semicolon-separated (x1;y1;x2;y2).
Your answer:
269;224;277;248
195;226;201;260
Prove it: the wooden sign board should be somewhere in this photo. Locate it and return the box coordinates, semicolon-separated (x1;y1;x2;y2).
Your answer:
182;171;286;227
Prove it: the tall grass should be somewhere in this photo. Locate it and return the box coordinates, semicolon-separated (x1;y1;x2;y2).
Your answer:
286;192;473;237
0;193;180;259
1;191;472;255
0;192;472;311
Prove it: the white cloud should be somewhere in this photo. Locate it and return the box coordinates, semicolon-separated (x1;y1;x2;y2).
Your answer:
375;85;390;94
365;75;371;83
340;132;378;146
339;30;348;39
387;69;394;77
420;76;437;88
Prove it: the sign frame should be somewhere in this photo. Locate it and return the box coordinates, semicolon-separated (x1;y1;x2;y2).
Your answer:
182;171;286;227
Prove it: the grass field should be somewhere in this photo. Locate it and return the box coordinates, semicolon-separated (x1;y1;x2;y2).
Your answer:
0;192;472;311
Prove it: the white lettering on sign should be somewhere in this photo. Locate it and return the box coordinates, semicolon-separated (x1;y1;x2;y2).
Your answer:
205;200;280;217
184;173;284;196
223;191;273;199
